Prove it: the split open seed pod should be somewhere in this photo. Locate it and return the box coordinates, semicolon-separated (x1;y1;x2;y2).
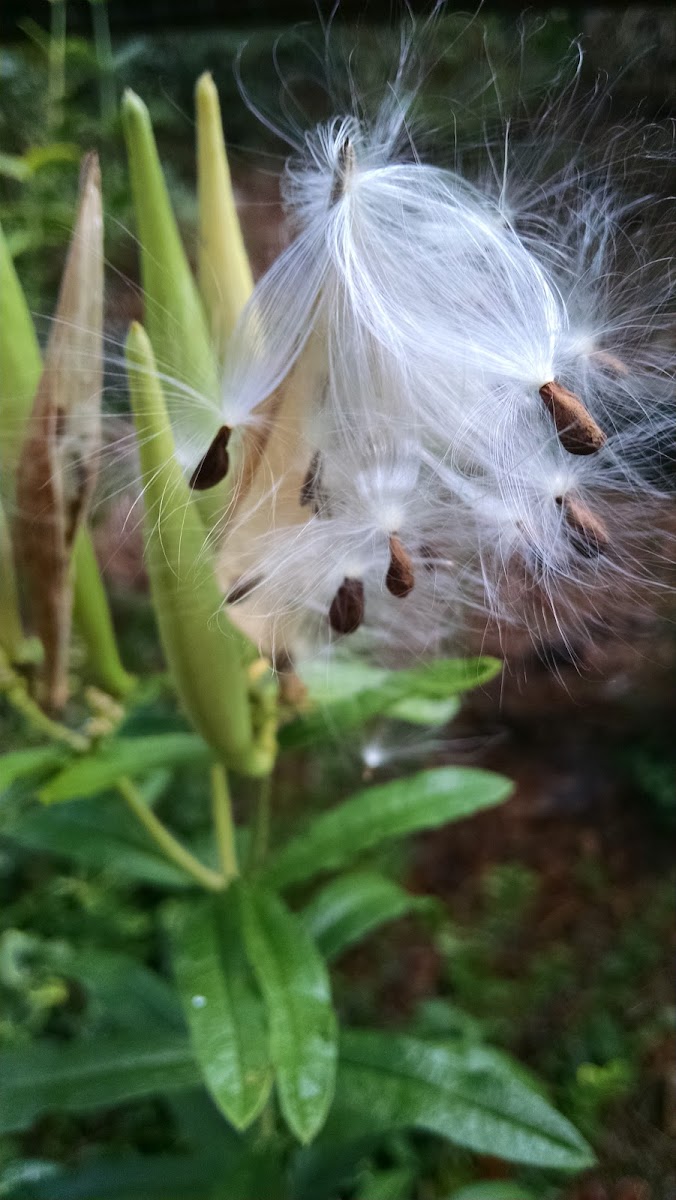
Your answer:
14;153;103;710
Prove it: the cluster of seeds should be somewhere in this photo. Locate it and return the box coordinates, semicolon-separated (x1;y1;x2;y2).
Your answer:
185;81;676;665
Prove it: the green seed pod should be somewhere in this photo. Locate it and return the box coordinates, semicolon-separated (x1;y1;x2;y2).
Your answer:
0;219;42;499
121;88;227;532
126;322;273;777
196;72;253;366
72;529;135;698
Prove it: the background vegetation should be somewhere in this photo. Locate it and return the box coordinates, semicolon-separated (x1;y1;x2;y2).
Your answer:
0;4;674;1197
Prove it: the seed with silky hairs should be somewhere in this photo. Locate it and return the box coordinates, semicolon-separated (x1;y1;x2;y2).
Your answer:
226;575;260;605
386;534;415;597
189;425;231;490
556;494;609;558
591;350;628;378
300;451;322;509
329;138;356;206
539;382;606;455
328;576;365;634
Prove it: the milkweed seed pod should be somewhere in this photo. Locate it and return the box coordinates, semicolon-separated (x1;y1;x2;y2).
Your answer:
154;31;676;670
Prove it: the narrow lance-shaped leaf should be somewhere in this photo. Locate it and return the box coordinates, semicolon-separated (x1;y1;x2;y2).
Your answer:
266;766;513;889
10;794;201;888
39;732;209;802
168;889;272;1130
125;323;272;777
334;1030;596;1172
196;72;253;365
282;657;501;749
121;88;226;533
14;152;103;710
0;745;67;792
301;871;421;961
0;1032;198;1135
241;884;338;1144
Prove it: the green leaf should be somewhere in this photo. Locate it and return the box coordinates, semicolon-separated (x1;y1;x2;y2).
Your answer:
55;948;184;1033
23;143;81;172
8;795;198;887
302;872;421;960
448;1185;539;1200
266;767;512;890
1;1154;223;1200
0;746;67;792
334;1031;595;1172
360;1167;417;1200
167;889;273;1130
0;1033;198;1134
283;658;500;749
39;733;210;802
0;152;31;181
241;885;337;1144
388;695;459;726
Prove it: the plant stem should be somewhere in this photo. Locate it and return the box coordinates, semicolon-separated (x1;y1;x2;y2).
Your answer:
47;0;67;132
0;649;88;751
90;0;116;126
210;764;238;883
72;528;135;699
249;773;272;871
117;775;225;892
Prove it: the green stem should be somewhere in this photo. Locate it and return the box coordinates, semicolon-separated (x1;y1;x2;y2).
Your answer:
0;649;87;752
72;528;136;700
47;0;67;132
118;775;225;892
90;0;116;125
258;1098;276;1143
249;774;272;871
210;764;239;883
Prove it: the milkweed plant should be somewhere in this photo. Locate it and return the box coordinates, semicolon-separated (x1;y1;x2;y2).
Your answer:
2;16;674;1195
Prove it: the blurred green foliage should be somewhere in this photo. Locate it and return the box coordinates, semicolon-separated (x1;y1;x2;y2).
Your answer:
1;6;674;1198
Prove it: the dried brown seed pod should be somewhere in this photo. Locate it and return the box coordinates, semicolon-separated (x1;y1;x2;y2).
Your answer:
539;381;606;455
386;534;415;598
557;494;609;558
15;151;103;711
189;425;231;490
328;576;365;634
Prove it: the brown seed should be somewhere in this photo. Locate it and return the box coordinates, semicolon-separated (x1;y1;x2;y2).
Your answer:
386;534;415;598
328;576;364;635
329;138;356;206
300;451;322;509
225;575;260;605
591;349;629;377
418;543;438;572
557;494;609;558
189;425;231;490
539;381;606;455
